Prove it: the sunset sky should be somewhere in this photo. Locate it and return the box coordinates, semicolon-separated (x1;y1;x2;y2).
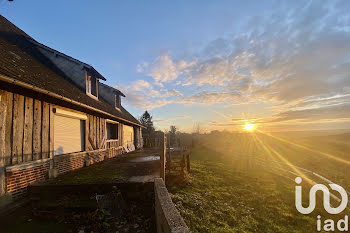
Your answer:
1;0;350;132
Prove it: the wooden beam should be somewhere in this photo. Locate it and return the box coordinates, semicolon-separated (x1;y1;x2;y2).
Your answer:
186;151;190;173
100;118;105;149
41;102;50;159
90;115;94;149
93;115;96;149
85;114;89;151
0;91;8;195
49;104;55;159
12;94;25;164
4;92;13;166
33;99;42;160
120;124;123;148
89;115;92;149
87;114;94;151
23;97;34;162
96;117;100;149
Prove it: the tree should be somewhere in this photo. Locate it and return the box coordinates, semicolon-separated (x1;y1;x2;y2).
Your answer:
139;111;155;147
169;125;177;147
192;122;203;135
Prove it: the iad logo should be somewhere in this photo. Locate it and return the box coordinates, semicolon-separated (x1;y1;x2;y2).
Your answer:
295;177;349;231
295;177;348;214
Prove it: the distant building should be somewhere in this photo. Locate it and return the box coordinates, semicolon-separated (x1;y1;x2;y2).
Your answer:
0;15;143;201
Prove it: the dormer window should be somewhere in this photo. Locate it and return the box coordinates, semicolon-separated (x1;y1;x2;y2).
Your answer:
86;72;98;99
115;94;121;109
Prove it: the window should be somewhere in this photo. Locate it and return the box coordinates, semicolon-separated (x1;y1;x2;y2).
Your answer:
54;115;86;155
106;122;118;140
86;73;98;98
115;94;121;109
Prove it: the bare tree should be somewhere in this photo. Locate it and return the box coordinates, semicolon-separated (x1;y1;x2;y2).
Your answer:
192;122;203;135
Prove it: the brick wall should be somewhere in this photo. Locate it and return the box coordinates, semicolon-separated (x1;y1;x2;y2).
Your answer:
89;151;106;164
2;149;110;202
54;153;86;175
6;162;49;199
106;147;123;159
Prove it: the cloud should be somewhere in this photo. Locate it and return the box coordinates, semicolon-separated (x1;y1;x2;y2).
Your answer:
271;103;350;123
180;91;242;105
153;115;190;122
132;80;152;90
121;79;244;110
136;62;149;73
118;80;170;109
146;53;193;86
163;89;183;97
128;0;350;127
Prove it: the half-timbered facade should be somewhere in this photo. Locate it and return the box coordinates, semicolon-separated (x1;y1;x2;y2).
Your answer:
0;15;143;203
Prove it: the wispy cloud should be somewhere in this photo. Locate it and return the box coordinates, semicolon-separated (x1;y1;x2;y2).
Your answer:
146;53;194;87
136;62;149;73
154;115;190;123
129;0;350;129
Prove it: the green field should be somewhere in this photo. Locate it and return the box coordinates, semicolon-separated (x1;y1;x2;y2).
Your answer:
169;131;350;233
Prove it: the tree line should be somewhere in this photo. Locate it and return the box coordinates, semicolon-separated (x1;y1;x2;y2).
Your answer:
139;111;196;148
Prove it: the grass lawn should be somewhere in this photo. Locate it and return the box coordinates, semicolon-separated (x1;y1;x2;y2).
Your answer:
44;148;159;185
44;158;125;184
168;133;350;233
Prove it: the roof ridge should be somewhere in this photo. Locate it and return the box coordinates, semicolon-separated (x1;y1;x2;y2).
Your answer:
0;15;107;81
27;38;107;81
0;16;142;126
0;15;33;39
100;82;126;97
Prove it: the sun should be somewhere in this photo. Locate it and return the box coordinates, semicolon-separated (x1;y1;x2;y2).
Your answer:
244;123;256;132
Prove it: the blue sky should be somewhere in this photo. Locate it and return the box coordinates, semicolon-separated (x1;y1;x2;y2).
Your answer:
1;0;350;132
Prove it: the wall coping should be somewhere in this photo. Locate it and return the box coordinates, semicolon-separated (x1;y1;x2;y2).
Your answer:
154;178;190;233
53;149;107;162
5;158;51;172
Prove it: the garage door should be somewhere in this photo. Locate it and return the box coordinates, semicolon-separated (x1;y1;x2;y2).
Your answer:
123;125;134;147
54;114;85;155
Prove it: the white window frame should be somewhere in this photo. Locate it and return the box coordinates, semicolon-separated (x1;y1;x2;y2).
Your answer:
115;94;121;110
86;71;99;100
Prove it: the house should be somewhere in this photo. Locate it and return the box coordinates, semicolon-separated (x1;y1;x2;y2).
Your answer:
0;15;144;203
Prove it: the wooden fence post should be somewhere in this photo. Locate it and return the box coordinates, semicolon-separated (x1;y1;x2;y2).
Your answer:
160;133;166;181
167;134;172;171
186;151;190;173
181;150;185;177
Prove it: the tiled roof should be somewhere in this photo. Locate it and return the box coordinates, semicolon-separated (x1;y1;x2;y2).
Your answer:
0;15;142;127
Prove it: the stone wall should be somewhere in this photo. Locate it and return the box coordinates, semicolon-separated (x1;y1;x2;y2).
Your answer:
154;178;190;233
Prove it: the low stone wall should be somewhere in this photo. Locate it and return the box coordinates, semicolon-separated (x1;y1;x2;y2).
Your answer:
154;178;190;233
